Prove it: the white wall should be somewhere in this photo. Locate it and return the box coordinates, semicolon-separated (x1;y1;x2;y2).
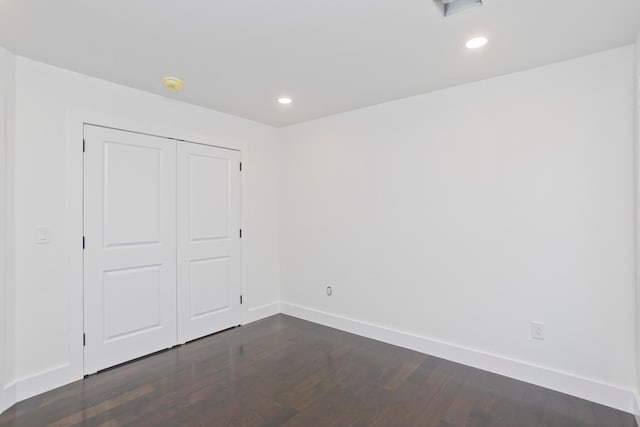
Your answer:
279;46;637;411
0;46;15;414
8;57;281;403
1;43;638;415
635;33;640;418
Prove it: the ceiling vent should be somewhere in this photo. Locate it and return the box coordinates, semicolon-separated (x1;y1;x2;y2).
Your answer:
434;0;482;17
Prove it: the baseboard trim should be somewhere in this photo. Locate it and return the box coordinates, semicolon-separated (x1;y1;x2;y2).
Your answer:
281;301;635;414
243;301;281;325
1;302;634;417
6;363;80;404
0;301;282;415
0;382;15;414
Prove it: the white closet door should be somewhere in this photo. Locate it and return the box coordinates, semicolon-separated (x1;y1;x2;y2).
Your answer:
177;142;241;343
83;125;177;374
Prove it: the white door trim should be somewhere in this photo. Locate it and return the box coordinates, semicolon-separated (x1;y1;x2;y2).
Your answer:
0;95;7;413
78;122;241;153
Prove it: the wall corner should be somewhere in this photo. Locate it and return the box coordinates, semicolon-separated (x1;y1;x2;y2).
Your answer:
0;45;17;415
635;31;640;421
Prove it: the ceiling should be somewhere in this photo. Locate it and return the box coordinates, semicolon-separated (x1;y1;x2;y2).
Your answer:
0;0;639;127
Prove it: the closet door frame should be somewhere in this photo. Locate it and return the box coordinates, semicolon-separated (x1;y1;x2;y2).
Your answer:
60;111;242;392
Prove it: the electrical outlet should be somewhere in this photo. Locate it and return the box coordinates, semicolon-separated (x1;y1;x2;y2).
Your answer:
531;321;545;340
326;286;333;296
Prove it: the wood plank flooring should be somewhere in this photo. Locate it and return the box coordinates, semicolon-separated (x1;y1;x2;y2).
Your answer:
0;314;636;427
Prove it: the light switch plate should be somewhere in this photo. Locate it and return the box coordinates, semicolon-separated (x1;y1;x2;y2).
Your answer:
35;226;50;244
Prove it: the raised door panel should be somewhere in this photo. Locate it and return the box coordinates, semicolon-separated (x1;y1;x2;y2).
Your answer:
189;155;229;241
103;265;163;341
189;257;230;318
104;142;161;247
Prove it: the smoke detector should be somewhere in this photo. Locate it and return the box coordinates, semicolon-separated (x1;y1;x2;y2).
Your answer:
434;0;482;17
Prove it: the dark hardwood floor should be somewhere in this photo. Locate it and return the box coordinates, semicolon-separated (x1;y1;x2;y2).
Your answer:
0;314;636;427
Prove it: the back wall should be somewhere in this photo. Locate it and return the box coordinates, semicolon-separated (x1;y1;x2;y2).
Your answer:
279;46;637;411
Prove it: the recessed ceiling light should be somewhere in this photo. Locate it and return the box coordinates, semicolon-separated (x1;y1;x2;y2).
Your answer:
162;76;184;91
278;97;293;105
465;36;488;49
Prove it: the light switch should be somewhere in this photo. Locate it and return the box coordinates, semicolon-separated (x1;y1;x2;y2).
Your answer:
35;226;50;244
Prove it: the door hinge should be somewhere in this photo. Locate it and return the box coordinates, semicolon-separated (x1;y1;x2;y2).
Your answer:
83;333;86;346
240;295;243;305
239;229;242;238
82;139;85;153
83;236;85;249
239;162;242;171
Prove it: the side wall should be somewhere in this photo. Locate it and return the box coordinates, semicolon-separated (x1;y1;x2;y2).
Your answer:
7;57;281;404
0;46;15;414
279;46;637;411
635;33;640;420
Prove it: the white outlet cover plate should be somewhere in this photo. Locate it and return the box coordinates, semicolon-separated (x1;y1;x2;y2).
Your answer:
531;321;545;340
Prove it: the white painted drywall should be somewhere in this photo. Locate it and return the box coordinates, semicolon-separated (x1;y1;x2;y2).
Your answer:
635;32;640;418
0;94;4;415
1;42;638;415
279;46;637;407
9;57;281;402
0;46;15;414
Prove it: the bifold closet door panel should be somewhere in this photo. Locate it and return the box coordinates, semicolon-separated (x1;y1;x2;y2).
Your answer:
83;125;177;374
177;142;242;343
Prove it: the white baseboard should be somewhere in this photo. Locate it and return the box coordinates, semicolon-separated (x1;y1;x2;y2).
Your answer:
6;363;81;404
0;382;15;414
1;302;635;418
0;302;281;416
281;301;636;414
243;301;281;325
